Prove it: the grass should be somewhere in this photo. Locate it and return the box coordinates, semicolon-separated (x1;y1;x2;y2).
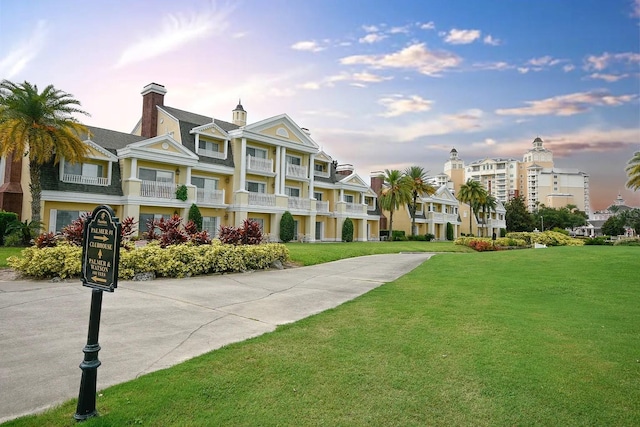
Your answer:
285;240;473;266
0;247;24;268
3;246;639;426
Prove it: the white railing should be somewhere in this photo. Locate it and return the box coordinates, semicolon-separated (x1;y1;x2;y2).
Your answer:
316;201;329;213
62;174;108;186
288;196;310;210
196;188;225;204
141;180;177;199
248;192;276;206
286;163;307;178
199;148;225;159
414;209;424;216
247;155;273;173
345;203;364;214
314;170;330;178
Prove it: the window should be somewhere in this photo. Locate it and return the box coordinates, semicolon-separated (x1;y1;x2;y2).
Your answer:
286;155;301;166
246;181;266;193
314;163;324;172
192;177;219;191
344;194;354;203
55;210;80;233
314;191;323;201
139;168;173;182
246;146;267;159
139;213;169;234
199;139;219;152
202;216;220;237
285;187;300;197
64;162;104;178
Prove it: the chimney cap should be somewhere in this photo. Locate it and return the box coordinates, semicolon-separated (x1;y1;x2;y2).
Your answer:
141;83;167;96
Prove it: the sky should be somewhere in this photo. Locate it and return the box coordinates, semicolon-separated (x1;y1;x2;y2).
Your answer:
1;0;639;211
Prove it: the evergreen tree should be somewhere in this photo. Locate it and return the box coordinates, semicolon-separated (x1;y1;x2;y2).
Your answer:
279;211;294;242
505;196;534;232
188;203;203;231
601;215;625;236
342;217;354;242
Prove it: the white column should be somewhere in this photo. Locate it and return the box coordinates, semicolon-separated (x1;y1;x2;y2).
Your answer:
275;146;282;194
240;138;247;191
309;153;315;199
185;166;192;184
340;188;344;202
130;158;137;179
107;161;113;184
280;147;287;194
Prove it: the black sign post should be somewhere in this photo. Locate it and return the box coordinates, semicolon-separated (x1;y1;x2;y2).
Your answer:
74;205;121;421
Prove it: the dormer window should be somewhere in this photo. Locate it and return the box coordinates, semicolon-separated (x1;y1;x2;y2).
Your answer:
62;161;108;186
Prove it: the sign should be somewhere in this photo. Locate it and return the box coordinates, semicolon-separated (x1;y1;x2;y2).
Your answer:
81;205;122;292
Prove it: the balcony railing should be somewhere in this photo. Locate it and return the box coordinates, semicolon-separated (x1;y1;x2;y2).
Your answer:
248;192;276;206
288;196;310;210
196;188;225;204
314;170;330;178
141;180;176;199
286;163;307;179
316;201;329;213
247;155;273;173
199;148;225;159
345;203;364;214
62;173;108;186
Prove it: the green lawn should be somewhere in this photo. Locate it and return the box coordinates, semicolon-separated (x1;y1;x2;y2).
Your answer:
0;247;25;268
3;246;639;426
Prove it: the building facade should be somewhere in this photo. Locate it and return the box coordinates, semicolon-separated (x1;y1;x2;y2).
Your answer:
0;83;380;242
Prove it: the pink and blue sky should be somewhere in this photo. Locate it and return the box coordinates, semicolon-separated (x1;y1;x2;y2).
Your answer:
1;0;639;210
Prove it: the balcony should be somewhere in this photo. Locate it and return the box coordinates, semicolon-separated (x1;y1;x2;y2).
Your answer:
196;188;225;205
314;170;330;178
62;173;108;186
316;201;330;214
288;196;310;210
199;148;225;159
248;192;276;206
140;180;177;199
345;203;364;214
247;155;273;173
286;163;308;179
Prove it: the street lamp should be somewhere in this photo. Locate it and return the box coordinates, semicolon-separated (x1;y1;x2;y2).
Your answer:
541;215;544;231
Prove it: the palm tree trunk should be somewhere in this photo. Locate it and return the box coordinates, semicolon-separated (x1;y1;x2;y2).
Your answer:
28;161;42;225
389;211;394;241
411;193;417;236
469;207;473;237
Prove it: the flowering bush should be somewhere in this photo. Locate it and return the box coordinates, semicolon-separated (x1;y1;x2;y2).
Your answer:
9;240;289;280
506;231;584;247
219;219;263;245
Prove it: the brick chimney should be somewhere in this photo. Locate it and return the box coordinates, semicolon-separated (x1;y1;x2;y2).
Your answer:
370;171;385;195
141;83;167;138
336;164;354;177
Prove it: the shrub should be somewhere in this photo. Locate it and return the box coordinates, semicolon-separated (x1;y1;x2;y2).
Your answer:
35;232;59;248
156;215;189;247
188;204;203;231
8;242;82;279
613;237;640;246
551;227;569;236
505;231;584;247
500;228;507;237
407;234;426;241
446;222;454;241
342;218;354;242
584;236;610;246
425;233;435;241
0;211;18;245
280;211;295;243
175;184;188;201
218;220;263;245
392;230;406;241
5;219;42;246
467;239;494;252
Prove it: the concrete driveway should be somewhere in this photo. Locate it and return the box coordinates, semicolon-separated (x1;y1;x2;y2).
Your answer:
0;253;433;423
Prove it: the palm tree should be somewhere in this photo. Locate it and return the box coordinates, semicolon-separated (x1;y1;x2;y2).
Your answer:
457;179;486;236
626;151;640;191
404;166;436;236
480;194;497;237
0;80;89;224
378;169;411;240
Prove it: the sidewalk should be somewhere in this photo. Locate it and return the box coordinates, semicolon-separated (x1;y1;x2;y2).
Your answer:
0;253;433;423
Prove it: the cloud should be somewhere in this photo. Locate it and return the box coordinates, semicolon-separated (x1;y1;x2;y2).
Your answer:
483;35;501;46
588;73;629;82
291;41;325;52
563;64;575;72
394;109;487;142
442;28;481;44
362;25;379;32
484;138;497;146
583;52;640;71
495;90;637;116
542;128;640;157
340;43;462;77
419;21;435;30
359;33;387;44
352;71;393;83
389;25;411;34
517;67;529;74
0;20;48;79
528;55;562;66
473;61;513;71
378;95;433;117
632;0;640;17
115;3;234;68
299;71;391;90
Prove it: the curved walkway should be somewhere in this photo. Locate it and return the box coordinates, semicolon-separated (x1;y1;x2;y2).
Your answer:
0;252;433;423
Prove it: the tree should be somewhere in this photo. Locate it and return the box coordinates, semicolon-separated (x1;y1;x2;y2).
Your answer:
480;194;497;237
601;215;625;236
457;179;486;236
279;211;294;242
625;151;640;191
404;166;436;236
505;196;534;232
620;208;640;235
378;169;411;237
0;80;89;225
188;203;203;231
342;217;354;242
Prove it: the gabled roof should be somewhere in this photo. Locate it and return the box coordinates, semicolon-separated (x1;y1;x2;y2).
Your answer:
338;173;376;195
84;126;146;153
236;114;319;151
117;133;199;165
315;150;333;162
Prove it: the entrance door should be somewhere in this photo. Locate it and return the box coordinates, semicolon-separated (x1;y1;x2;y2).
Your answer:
315;221;322;241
